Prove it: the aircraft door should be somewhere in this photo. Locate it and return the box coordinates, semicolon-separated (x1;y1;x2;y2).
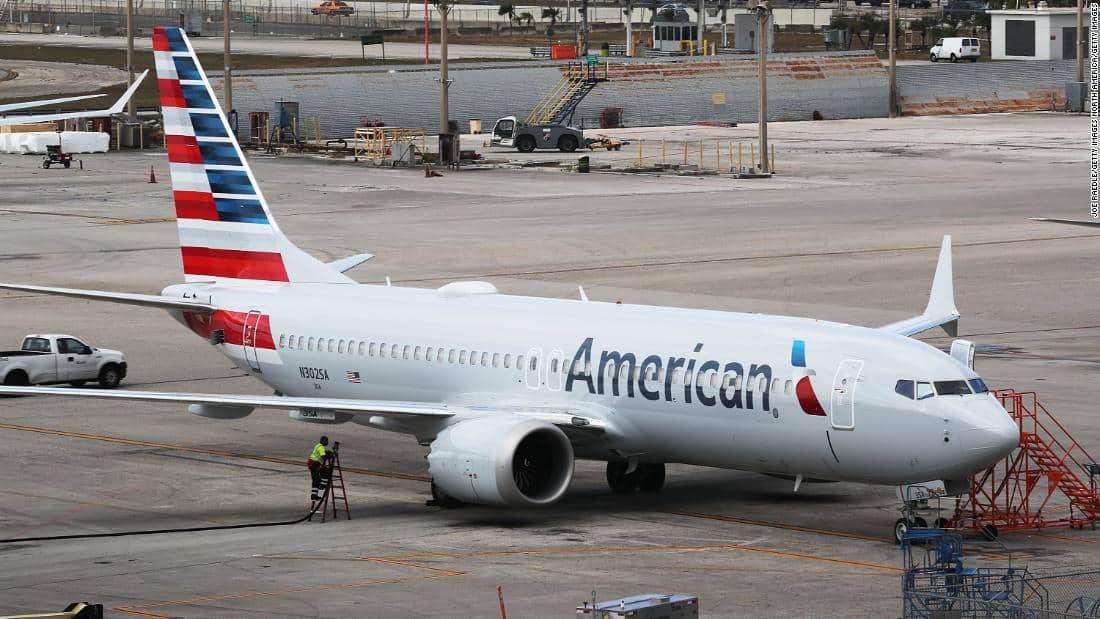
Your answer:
830;359;862;430
242;310;263;373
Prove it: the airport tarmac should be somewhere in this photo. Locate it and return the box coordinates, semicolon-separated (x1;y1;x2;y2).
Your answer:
0;112;1098;617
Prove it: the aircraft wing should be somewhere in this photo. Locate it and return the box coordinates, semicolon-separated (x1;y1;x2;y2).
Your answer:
880;235;960;337
0;386;613;435
0;282;217;314
0;94;106;113
0;386;455;418
0;70;148;126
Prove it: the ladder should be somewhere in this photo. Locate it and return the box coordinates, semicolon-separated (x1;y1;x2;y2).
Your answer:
525;61;608;126
310;442;351;522
953;390;1100;532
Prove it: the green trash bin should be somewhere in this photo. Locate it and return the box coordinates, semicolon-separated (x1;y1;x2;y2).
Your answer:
577;155;590;173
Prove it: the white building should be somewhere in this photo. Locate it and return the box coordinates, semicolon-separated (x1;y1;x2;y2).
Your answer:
988;7;1090;61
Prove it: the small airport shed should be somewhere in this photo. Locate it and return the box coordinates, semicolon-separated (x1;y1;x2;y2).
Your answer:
989;7;1090;60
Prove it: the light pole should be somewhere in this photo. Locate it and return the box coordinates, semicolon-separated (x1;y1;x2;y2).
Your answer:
888;0;897;118
696;0;705;54
224;0;232;116
126;0;134;119
621;0;633;57
437;0;454;163
752;0;770;173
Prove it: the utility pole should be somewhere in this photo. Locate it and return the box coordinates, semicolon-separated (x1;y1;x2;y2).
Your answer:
753;0;770;173
438;0;454;163
623;0;633;57
224;0;232;116
697;0;705;54
888;0;897;118
580;0;589;55
1075;0;1084;84
126;0;134;119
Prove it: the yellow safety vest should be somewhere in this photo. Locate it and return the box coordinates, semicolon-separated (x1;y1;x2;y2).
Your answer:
310;443;327;462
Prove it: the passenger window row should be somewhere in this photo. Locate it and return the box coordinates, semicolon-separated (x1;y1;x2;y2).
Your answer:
277;333;541;372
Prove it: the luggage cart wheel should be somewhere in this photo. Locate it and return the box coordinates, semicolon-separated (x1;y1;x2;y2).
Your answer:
894;518;909;544
934;517;950;529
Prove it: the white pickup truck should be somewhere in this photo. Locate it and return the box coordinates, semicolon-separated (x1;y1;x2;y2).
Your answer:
0;334;127;388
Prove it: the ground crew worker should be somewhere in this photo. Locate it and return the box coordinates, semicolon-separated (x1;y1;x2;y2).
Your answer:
308;435;330;500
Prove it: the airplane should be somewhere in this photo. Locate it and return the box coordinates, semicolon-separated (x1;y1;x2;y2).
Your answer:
0;70;148;126
0;27;1019;539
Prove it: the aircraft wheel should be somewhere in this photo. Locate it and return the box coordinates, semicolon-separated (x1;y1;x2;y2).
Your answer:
637;463;666;492
606;461;640;493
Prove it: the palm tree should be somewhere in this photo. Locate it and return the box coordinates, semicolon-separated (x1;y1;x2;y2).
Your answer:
519;11;534;32
498;3;516;31
541;6;560;38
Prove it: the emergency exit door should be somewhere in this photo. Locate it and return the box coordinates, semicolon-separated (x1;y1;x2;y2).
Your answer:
242;310;263;373
831;359;862;430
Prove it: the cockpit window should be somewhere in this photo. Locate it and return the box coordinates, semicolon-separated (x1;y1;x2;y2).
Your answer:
916;381;934;400
895;380;914;399
968;378;989;394
934;380;972;396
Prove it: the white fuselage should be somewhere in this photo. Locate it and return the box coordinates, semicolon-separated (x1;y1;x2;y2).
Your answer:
164;281;1019;486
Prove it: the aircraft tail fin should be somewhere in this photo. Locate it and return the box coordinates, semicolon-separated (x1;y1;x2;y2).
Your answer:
153;26;351;285
881;235;960;337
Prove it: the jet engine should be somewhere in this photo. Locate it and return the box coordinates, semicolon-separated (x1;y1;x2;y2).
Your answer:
427;417;575;507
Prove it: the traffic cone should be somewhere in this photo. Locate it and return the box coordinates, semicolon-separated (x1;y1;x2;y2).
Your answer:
148;165;157;183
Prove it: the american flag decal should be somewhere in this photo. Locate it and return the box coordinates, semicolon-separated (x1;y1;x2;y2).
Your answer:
346;371;362;384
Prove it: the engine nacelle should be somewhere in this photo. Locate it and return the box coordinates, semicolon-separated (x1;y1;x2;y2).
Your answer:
427;417;574;507
188;403;253;419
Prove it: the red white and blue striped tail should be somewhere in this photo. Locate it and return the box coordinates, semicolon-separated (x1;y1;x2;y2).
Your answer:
153;26;350;286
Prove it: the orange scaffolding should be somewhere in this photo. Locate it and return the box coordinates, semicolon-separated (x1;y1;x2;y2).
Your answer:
951;389;1100;537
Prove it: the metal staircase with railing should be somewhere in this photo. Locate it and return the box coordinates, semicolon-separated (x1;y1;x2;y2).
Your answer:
952;389;1100;534
525;61;608;126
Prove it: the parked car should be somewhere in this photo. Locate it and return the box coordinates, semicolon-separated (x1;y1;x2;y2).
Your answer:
310;0;354;16
0;334;126;388
930;37;981;62
942;0;987;19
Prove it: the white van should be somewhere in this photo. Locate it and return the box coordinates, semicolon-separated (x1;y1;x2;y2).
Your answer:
930;37;981;63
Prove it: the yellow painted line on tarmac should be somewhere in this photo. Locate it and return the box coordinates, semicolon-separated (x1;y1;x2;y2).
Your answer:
667;509;892;543
112;609;175;618
0;422;430;482
262;542;903;573
1032;531;1100;545
112;574;456;613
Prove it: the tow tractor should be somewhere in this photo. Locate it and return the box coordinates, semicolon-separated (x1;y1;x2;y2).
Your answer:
490;60;610;153
41;143;72;169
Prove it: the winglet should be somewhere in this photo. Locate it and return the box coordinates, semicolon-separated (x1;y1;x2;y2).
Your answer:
925;235;958;333
881;235;960;337
107;70;148;115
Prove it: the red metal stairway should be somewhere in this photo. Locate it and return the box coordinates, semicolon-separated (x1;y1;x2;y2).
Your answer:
952;389;1100;534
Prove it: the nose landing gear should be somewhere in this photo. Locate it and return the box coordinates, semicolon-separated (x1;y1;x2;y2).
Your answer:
606;461;666;493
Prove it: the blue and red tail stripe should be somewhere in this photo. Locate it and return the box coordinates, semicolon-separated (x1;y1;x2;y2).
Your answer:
181;247;290;282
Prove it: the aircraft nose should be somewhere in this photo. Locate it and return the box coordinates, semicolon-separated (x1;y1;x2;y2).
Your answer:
961;398;1019;467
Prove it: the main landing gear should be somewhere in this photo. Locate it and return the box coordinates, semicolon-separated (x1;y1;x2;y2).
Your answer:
606;461;666;493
